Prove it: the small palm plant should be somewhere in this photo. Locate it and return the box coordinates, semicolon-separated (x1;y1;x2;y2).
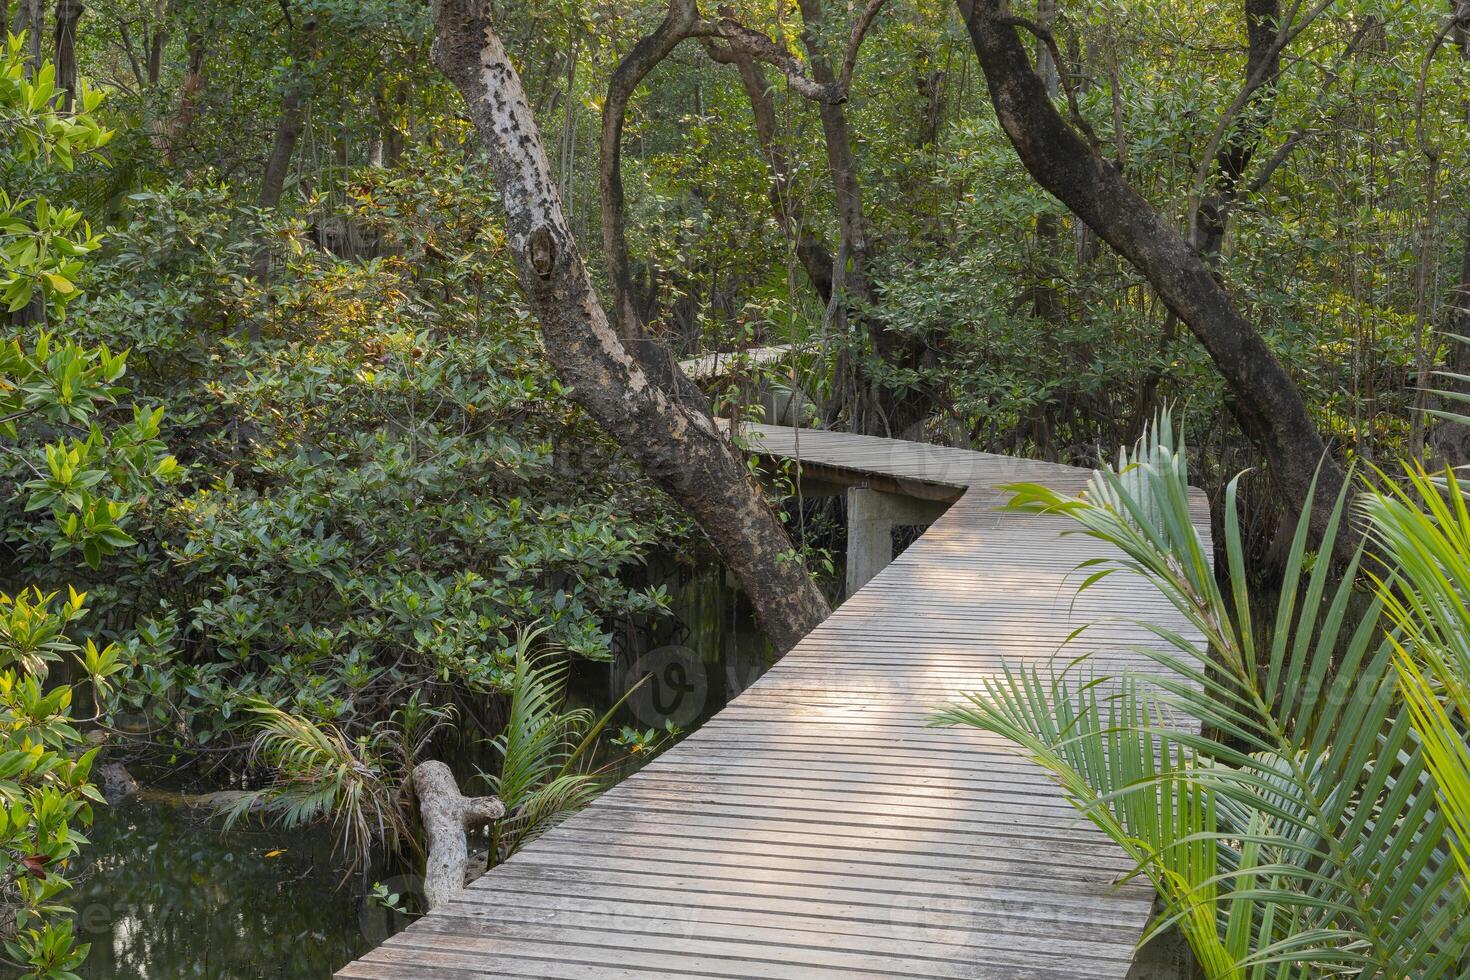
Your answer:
221;629;658;886
936;415;1468;977
481;639;646;862
220;703;419;872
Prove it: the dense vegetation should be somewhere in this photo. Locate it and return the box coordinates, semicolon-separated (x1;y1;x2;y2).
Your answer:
0;0;1467;975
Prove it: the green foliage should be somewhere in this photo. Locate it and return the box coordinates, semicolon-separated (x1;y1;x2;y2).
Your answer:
0;333;177;569
0;37;170;979
1;35;178;574
937;415;1467;977
1365;462;1470;889
48;151;683;757
1;34;110;320
16;0;1470;958
0;588;107;980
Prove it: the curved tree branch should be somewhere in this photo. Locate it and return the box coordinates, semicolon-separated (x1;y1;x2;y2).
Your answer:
955;0;1348;550
600;0;885;339
601;0;711;340
702;40;836;302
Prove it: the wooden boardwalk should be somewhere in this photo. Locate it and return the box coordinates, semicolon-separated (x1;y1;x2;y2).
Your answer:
677;345;803;380
338;424;1210;980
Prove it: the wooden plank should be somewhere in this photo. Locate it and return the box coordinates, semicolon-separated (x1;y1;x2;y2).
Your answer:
337;423;1210;979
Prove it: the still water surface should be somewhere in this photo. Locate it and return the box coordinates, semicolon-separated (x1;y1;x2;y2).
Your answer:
73;558;772;978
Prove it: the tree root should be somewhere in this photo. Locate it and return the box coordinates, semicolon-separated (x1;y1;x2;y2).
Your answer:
413;760;505;909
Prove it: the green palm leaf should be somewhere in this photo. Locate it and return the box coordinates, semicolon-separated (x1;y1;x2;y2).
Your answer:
938;412;1468;978
221;702;407;873
484;628;649;860
1363;462;1470;894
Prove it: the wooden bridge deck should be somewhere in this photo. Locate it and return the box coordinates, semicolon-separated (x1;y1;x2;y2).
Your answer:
676;345;802;380
338;424;1211;980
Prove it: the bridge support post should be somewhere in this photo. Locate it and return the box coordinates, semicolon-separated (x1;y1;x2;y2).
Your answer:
845;488;949;597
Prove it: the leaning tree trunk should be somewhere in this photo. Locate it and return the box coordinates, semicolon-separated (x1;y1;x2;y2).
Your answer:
53;0;83;111
431;0;830;653
248;54;310;339
792;0;935;439
258;79;307;210
955;0;1347;550
712;48;835;304
1190;0;1283;260
162;31;206;165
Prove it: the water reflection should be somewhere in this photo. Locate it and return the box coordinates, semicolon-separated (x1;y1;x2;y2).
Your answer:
586;557;773;731
73;552;769;979
73;800;375;978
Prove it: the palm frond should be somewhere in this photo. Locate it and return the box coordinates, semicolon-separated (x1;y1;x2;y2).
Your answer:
482;628;648;862
942;411;1468;977
221;702;407;873
1363;463;1470;892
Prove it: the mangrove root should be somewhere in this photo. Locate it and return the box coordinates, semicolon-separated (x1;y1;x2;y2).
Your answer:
413;760;505;909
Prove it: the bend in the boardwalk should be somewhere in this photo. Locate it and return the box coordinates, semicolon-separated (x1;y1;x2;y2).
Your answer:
677;345;803;381
338;423;1211;980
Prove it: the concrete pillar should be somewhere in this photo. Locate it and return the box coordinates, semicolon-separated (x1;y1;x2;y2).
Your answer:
760;382;821;427
845;488;893;598
845;488;949;597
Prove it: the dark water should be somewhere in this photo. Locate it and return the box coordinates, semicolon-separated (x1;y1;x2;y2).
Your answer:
73;556;771;979
71;801;377;978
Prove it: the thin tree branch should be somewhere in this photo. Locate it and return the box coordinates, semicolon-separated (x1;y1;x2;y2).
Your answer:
713;12;837;101
1237;16;1385;202
1187;0;1336;217
835;0;890;94
997;13;1101;149
703;39;836;302
600;0;710;339
710;0;889;104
